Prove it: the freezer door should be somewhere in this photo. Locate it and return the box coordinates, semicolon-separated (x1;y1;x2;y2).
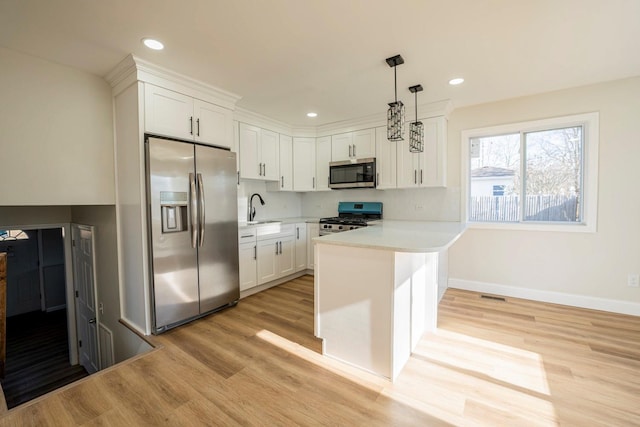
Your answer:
195;145;240;313
147;137;200;331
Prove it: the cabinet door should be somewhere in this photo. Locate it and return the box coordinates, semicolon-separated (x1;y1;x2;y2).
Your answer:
278;135;293;191
257;238;278;285
418;116;447;187
315;136;332;191
260;129;280;181
239;123;261;180
375;126;396;189
293;137;316;191
306;223;319;270
294;223;307;272
194;99;233;149
331;133;353;161
396;141;420;188
278;235;296;277
144;84;194;140
239;243;257;291
352;128;375;159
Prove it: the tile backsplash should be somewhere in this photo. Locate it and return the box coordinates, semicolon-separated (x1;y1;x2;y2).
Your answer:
238;180;460;222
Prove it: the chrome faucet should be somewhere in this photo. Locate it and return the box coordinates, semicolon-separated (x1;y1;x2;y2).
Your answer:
249;193;265;222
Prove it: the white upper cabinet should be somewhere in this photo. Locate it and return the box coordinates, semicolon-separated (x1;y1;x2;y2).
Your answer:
144;84;194;141
331;128;375;161
352;128;376;159
315;136;332;192
239;123;280;181
293;137;316;191
193;99;234;148
396;116;447;188
239;123;261;179
276;134;293;191
144;83;233;148
260;129;280;181
331;132;352;162
375;126;397;189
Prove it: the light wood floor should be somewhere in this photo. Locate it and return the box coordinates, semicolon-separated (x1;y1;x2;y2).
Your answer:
0;275;638;426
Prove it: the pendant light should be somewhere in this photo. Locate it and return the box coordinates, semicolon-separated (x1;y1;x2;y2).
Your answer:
408;84;424;153
386;55;405;141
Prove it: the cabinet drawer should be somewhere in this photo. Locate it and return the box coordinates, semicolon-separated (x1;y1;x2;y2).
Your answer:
239;229;257;244
256;223;294;241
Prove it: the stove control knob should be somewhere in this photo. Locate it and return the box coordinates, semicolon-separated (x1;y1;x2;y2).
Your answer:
323;224;328;228
338;226;343;230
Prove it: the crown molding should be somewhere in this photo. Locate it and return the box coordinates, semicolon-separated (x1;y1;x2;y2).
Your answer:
316;99;453;137
234;107;293;135
105;54;241;110
105;54;452;137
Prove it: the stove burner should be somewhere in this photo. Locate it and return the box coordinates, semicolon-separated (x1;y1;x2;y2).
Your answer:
319;216;369;226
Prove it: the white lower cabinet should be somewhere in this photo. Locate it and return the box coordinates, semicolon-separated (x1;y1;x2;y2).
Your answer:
239;222;317;295
257;238;279;284
295;223;307;271
257;235;294;285
307;222;320;270
238;229;258;291
239;242;257;291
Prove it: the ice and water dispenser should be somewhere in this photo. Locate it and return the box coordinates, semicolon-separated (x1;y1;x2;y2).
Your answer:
160;191;189;233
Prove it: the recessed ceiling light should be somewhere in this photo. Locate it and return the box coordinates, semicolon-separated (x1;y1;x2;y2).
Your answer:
449;77;464;86
142;38;164;50
307;112;318;118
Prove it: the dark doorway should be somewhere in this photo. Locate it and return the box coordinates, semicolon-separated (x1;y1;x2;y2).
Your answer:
1;309;88;408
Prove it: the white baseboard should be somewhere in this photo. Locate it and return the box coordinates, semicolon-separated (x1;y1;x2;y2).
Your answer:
448;278;640;317
240;270;313;299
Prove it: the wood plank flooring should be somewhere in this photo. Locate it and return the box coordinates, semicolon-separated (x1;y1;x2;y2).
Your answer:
0;310;88;409
0;275;639;425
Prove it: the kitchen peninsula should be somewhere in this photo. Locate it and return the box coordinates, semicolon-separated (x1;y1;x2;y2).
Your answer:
313;221;465;381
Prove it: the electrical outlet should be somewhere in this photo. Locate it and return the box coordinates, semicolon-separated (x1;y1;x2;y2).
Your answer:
627;274;639;287
415;204;424;211
99;302;104;314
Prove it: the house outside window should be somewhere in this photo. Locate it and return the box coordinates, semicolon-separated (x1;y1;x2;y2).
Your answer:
462;112;599;232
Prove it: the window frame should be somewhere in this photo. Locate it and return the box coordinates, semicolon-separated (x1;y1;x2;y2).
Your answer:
461;112;599;233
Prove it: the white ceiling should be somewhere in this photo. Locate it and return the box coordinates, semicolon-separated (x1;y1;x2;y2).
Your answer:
1;0;639;126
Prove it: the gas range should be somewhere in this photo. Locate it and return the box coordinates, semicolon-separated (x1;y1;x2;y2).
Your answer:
319;202;382;235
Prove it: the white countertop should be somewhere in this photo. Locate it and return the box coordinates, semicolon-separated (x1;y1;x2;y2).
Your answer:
238;217;320;229
313;220;466;253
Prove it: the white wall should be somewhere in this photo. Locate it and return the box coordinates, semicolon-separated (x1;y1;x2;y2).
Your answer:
0;46;115;205
448;77;640;308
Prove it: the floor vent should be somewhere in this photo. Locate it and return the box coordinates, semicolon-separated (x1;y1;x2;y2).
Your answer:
481;295;506;302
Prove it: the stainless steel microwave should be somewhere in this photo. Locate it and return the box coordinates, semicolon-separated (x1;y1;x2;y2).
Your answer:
329;158;376;189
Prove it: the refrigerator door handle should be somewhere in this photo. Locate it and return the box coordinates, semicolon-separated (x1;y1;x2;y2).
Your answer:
197;173;205;246
189;172;197;248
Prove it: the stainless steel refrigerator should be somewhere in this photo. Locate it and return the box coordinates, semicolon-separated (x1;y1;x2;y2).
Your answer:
145;135;239;334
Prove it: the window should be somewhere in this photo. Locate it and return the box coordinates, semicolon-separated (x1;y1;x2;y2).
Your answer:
0;229;30;241
462;113;599;232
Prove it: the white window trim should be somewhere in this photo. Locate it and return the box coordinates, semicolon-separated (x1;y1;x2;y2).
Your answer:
461;112;599;233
